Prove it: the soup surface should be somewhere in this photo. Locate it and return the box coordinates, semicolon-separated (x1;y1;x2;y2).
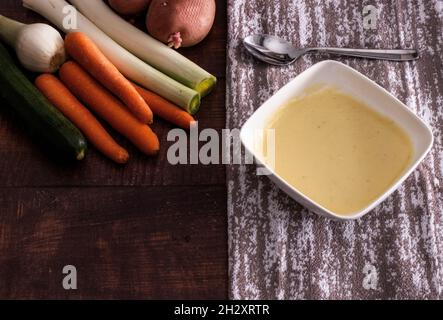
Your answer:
263;87;413;215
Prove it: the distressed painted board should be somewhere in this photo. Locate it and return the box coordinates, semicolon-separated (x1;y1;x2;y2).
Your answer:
227;0;443;299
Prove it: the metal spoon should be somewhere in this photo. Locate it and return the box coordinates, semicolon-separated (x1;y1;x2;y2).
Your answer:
244;34;419;65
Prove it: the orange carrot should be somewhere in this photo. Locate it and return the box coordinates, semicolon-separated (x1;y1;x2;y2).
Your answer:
59;61;160;156
132;82;196;130
64;32;153;124
35;74;129;164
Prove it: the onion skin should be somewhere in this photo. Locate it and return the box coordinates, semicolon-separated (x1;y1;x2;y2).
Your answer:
108;0;151;15
146;0;216;48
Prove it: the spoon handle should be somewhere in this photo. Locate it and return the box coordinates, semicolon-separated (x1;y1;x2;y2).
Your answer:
310;47;419;61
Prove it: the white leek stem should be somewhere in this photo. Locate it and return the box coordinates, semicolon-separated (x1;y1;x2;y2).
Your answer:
23;0;201;114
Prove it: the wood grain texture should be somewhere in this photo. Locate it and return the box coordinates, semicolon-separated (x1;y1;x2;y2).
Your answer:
0;186;227;299
0;0;228;299
227;0;443;299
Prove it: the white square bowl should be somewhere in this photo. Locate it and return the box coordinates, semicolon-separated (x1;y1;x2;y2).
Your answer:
240;60;434;220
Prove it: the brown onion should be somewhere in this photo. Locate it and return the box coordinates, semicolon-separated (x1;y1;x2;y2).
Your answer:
108;0;151;15
146;0;216;48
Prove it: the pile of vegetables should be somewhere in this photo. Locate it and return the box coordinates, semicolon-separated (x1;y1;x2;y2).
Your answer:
0;41;86;161
24;0;202;114
109;0;151;15
0;0;217;165
108;0;216;49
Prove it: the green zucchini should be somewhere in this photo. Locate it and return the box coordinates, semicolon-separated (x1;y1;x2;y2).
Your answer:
0;42;87;160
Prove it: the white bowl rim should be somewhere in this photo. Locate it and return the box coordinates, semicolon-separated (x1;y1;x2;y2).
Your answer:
240;60;434;221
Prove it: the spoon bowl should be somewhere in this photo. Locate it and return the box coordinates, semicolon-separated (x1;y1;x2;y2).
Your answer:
244;41;291;66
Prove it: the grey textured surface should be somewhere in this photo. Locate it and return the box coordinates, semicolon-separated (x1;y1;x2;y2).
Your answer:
227;0;443;299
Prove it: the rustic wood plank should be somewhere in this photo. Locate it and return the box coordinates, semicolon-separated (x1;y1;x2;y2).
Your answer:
0;186;228;299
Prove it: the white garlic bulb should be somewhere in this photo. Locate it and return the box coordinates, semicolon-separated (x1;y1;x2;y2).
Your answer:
15;23;66;73
0;15;66;73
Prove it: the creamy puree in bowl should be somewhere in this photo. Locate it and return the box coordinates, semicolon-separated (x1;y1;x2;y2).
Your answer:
264;87;413;216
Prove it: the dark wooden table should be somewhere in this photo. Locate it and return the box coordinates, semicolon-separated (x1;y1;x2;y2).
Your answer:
0;0;227;299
